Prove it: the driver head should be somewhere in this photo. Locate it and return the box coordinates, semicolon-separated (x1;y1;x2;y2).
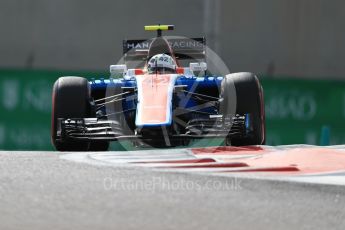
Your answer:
147;54;176;74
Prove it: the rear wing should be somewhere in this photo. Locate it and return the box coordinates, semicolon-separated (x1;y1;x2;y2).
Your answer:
123;37;206;63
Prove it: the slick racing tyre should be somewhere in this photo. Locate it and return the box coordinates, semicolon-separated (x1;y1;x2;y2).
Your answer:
51;76;109;151
220;72;265;146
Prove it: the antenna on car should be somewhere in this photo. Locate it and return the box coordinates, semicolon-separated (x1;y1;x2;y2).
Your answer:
144;24;174;37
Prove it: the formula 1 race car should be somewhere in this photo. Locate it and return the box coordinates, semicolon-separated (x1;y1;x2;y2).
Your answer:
51;25;265;151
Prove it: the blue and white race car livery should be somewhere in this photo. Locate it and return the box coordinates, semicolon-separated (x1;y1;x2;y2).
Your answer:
51;25;265;151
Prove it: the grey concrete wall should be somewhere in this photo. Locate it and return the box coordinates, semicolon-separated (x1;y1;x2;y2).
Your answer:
0;0;344;79
218;0;345;78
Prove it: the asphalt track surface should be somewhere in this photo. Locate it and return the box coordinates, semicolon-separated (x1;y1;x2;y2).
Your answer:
1;150;345;230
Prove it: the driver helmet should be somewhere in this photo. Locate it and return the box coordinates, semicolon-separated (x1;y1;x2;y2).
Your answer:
147;54;176;74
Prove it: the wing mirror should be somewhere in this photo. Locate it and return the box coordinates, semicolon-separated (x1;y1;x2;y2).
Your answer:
189;62;207;73
110;65;127;77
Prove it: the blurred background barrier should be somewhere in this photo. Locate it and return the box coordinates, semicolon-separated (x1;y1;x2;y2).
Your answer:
1;0;345;78
0;69;106;150
1;69;345;150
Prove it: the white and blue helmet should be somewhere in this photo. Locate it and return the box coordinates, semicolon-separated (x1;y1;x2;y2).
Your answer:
147;54;176;73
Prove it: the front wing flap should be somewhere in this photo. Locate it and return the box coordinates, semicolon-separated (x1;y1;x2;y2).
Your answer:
56;115;248;142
